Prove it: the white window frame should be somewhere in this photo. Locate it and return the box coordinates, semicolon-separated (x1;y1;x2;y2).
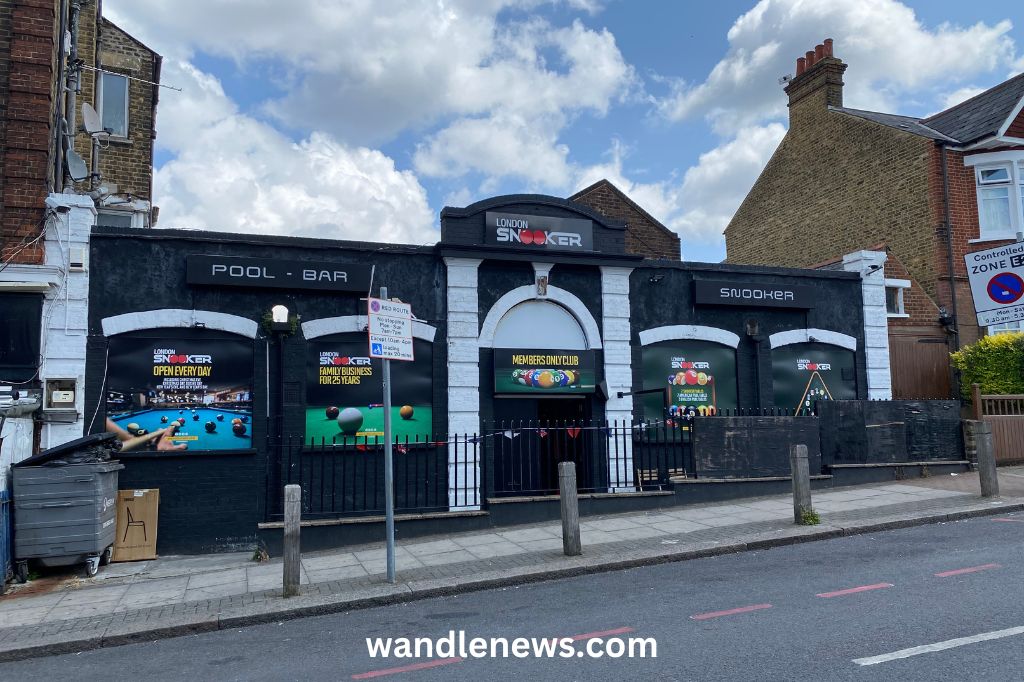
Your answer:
884;278;910;318
97;71;129;139
966;152;1024;242
988;320;1023;336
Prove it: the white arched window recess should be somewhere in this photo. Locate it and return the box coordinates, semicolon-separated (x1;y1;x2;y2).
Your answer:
638;324;740;348
492;300;587;349
101;309;258;338
302;315;437;342
768;328;857;351
478;285;602;349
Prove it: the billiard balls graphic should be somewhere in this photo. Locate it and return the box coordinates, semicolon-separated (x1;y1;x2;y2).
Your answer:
178;410;184;415
336;407;364;435
684;370;699;385
176;417;186;426
325;406;340;420
231;417;242;426
205;421;217;433
216;414;224;422
193;414;200;421
160;415;169;423
126;422;140;434
697;372;709;386
232;423;247;436
399;405;414;420
241;416;249;423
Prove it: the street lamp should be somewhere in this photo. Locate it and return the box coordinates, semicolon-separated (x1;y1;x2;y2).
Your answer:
271;304;290;332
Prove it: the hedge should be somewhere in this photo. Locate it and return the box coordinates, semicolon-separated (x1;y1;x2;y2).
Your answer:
950;332;1024;399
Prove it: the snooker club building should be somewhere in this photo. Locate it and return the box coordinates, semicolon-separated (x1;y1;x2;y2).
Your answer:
84;191;894;553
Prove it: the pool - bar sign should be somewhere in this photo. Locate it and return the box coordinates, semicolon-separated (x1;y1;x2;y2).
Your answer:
485;212;594;251
694;280;814;309
187;255;374;293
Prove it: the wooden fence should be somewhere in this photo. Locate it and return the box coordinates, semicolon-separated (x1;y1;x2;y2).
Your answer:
973;384;1024;464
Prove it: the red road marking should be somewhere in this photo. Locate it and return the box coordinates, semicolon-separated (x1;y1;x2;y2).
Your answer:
565;626;635;641
992;518;1024;523
690;603;773;620
352;657;463;679
816;583;893;598
935;563;1001;578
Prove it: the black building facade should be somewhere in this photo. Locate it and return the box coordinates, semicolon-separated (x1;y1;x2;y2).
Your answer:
85;194;874;553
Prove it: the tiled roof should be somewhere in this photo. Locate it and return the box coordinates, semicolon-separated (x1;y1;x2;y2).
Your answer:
828;72;1024;145
922;72;1024;144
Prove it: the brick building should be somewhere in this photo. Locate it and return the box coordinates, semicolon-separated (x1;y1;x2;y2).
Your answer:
1;0;159;472
571;179;682;260
725;38;1024;398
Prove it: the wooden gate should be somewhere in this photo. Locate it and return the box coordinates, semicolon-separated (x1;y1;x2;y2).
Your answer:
889;333;952;399
973;387;1024;464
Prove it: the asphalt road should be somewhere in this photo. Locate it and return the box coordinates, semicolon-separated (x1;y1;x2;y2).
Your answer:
5;513;1024;681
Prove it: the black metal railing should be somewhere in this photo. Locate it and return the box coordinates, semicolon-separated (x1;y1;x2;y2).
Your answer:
265;434;479;521
485;419;693;497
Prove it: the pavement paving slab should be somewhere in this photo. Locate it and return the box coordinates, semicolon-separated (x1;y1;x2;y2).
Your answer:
1;468;1022;663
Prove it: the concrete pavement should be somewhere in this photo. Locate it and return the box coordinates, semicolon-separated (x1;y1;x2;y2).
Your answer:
0;468;1022;661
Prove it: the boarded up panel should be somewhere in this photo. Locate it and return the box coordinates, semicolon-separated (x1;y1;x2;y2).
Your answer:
986;416;1024;464
694;417;820;478
818;400;963;464
889;335;952;399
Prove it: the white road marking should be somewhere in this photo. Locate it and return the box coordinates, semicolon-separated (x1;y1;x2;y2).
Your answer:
853;626;1024;666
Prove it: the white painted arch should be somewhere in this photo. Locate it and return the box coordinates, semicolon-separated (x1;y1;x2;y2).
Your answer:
639;325;740;348
301;315;437;342
101;309;258;338
768;328;857;351
478;285;602;349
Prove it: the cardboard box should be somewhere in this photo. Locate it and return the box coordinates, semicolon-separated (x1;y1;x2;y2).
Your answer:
113;489;159;562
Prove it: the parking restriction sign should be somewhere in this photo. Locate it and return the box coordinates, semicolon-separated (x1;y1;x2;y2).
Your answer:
965;242;1024;327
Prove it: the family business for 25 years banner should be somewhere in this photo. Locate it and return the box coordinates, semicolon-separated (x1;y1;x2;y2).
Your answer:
105;336;254;451
305;337;433;441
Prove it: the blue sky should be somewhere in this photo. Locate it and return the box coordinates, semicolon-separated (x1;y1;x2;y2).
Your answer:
107;0;1024;263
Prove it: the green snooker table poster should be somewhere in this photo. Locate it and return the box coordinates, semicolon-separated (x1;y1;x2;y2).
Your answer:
305;336;433;443
771;343;857;415
639;341;738;421
492;349;595;394
105;336;254;450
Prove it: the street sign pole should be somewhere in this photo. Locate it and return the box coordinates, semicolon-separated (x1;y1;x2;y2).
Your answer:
379;286;396;584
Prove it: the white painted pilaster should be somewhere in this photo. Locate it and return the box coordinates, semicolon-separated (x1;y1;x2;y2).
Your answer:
842;250;892;400
444;257;482;509
600;266;634;491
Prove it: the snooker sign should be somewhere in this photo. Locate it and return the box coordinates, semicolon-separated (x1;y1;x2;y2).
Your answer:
187;255;374;293
965;242;1024;327
693;280;814;309
485;212;594;252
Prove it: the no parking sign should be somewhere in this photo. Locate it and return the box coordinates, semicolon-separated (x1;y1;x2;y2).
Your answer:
965;242;1024;326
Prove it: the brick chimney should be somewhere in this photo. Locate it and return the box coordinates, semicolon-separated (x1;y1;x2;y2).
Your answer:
784;38;847;126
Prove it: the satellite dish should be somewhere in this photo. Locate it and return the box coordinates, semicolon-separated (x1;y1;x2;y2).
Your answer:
65;149;89;182
81;103;104;135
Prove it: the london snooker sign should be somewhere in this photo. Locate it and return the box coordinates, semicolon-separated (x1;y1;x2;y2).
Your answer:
485;212;594;252
187;255;374;293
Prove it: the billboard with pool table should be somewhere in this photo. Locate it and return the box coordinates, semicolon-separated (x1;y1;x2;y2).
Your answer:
305;336;433;443
105;336;254;450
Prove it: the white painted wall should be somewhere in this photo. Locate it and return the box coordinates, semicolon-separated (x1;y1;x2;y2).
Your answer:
600;266;634;491
444;257;482;509
842;250;893;399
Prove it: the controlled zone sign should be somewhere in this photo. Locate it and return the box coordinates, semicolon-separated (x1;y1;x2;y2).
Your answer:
965;242;1024;327
367;297;414;362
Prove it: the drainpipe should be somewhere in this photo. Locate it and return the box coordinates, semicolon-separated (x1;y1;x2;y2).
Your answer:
939;143;961;351
64;0;83;190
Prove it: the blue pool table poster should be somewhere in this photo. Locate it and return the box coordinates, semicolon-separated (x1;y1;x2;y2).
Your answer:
106;336;254;450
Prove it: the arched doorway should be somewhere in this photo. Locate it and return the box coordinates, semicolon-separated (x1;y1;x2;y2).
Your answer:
490;300;597;494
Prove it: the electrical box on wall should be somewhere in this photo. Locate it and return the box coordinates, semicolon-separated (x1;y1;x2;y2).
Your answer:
43;378;77;411
69;247;87;271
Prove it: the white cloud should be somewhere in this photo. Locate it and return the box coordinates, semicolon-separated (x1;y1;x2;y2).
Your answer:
656;0;1018;134
153;61;435;244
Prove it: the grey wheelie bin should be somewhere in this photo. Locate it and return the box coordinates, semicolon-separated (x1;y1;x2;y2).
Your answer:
12;433;123;580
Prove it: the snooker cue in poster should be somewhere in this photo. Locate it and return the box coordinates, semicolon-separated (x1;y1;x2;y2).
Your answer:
305;337;433;442
105;336;255;450
492;349;596;394
640;341;738;421
771;343;857;414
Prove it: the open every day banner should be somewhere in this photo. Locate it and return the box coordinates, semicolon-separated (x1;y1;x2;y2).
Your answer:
772;343;857;414
640;341;738;420
493;348;596;394
305;337;433;442
105;336;254;450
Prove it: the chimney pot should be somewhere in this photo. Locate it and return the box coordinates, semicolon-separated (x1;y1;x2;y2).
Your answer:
806;50;816;67
796;56;806;76
823;38;833;56
815;44;824;59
